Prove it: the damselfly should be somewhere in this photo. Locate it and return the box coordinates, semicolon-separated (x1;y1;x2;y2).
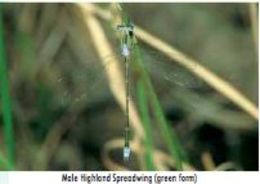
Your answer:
116;20;135;161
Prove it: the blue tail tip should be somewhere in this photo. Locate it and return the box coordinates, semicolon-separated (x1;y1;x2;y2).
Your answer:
123;146;131;161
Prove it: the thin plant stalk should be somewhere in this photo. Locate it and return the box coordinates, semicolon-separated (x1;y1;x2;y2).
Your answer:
136;78;155;170
0;6;15;170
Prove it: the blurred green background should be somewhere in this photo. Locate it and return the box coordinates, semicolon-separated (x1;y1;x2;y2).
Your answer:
0;3;258;170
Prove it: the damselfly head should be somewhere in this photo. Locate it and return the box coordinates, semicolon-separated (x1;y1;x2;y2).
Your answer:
116;24;134;36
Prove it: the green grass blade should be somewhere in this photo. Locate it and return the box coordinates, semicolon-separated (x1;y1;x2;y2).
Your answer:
0;6;15;170
136;78;155;170
133;44;185;171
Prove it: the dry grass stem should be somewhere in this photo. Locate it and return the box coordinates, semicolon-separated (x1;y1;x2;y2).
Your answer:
37;10;68;69
201;151;216;171
19;4;38;33
215;162;236;171
34;112;77;170
153;150;195;171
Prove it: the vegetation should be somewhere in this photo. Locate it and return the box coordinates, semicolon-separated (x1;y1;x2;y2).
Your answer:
0;3;258;170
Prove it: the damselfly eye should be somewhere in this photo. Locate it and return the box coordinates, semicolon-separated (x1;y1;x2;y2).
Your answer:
129;30;133;37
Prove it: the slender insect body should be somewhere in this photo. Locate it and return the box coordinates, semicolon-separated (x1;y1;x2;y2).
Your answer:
117;22;135;162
